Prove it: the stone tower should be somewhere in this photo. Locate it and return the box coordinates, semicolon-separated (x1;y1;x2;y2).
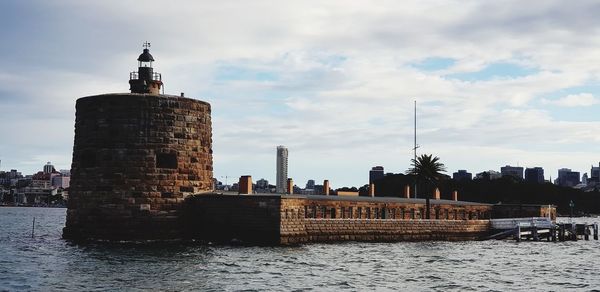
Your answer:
63;44;213;241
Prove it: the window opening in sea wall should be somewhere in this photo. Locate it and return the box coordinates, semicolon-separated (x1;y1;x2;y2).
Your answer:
156;153;178;169
357;207;362;219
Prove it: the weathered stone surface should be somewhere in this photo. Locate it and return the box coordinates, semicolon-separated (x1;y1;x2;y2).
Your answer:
63;93;213;241
185;194;494;245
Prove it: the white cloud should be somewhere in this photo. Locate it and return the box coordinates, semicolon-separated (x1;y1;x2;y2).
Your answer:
1;0;600;186
542;93;599;107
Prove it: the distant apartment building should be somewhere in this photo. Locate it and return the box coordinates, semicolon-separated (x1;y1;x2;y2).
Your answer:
276;146;288;193
500;165;524;180
43;162;55;174
475;170;502;180
524;167;544;183
590;163;600;184
305;179;315;189
369;166;384;184
256;178;269;190
452;170;472;181
52;175;70;189
555;168;580;187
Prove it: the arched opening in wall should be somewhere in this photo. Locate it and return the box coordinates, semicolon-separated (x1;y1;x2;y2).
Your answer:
357;207;362;219
156;153;177;169
341;207;346;219
330;208;336;219
366;207;371;219
348;207;353;219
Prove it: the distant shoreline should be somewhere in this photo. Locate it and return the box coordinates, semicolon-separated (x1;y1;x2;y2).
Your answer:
0;205;66;209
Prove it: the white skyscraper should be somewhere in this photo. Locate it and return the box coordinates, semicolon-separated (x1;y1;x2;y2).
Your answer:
276;146;288;193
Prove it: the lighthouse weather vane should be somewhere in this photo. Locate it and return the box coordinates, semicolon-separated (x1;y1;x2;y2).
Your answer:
143;41;151;49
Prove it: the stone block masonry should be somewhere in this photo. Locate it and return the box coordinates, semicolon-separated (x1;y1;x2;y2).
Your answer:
186;194;493;245
63;93;213;241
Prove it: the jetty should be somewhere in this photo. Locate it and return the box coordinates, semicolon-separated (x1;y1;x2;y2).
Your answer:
488;217;599;242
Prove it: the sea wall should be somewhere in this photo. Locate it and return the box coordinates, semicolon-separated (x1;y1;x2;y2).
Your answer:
185;194;493;245
279;196;491;244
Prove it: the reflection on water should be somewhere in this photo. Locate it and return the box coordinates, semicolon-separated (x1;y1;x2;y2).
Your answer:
1;207;599;291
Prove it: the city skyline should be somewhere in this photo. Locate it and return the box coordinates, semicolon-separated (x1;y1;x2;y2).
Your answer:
1;1;599;187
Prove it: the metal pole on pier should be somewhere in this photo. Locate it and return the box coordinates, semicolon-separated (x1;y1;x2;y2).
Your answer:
532;222;539;241
569;200;574;218
413;100;418;199
31;217;35;238
584;224;590;241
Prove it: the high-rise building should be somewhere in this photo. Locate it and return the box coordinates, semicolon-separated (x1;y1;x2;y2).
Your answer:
500;165;524;180
276;146;288;193
369;166;384;184
555;168;580;187
452;170;472;181
524;167;544;183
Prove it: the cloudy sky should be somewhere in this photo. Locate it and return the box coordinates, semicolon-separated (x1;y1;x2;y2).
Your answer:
1;1;599;188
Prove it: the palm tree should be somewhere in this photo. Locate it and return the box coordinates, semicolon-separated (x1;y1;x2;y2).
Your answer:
406;154;447;184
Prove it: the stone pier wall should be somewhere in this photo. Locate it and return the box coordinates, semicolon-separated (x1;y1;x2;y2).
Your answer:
279;196;491;244
185;194;493;245
183;195;281;244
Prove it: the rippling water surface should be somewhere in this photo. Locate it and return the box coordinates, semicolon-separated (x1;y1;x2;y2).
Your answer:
1;207;600;291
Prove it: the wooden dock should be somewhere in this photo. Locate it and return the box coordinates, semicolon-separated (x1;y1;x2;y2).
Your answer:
488;217;599;242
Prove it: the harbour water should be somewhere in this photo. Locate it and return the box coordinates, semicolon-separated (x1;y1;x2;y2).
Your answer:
1;207;599;291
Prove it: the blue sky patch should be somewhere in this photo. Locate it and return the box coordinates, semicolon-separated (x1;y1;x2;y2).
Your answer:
536;84;600;122
412;57;455;71
447;62;538;81
539;84;600;100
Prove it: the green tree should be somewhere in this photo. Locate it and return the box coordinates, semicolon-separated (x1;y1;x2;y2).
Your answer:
406;154;447;183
